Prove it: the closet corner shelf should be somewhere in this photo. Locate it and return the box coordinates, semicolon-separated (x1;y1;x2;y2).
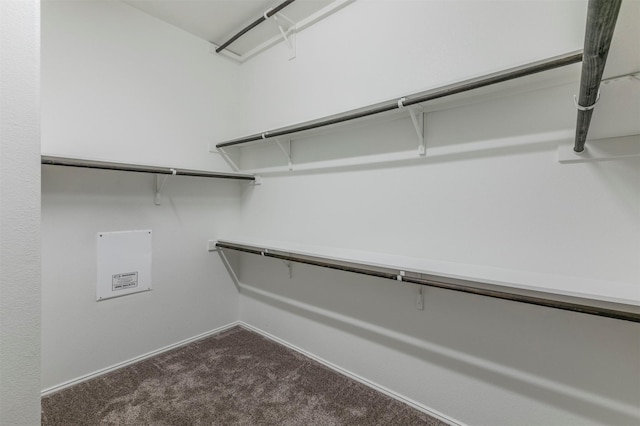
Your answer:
216;238;640;323
41;155;255;181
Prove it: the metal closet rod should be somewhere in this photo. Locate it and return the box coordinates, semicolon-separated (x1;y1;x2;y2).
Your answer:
41;155;255;181
216;51;583;148
215;0;296;54
573;0;622;152
216;241;640;323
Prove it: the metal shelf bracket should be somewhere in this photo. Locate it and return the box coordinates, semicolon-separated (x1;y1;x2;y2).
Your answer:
265;10;296;60
274;138;293;170
410;108;426;156
214;146;261;184
155;169;176;205
398;98;426;156
283;260;292;278
217;147;241;172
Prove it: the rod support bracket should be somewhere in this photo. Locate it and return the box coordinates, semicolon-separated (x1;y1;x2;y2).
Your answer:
409;106;426;156
266;11;296;60
274;138;293;171
574;90;601;111
398;97;425;155
155;169;176;205
217;146;241;172
283;260;292;278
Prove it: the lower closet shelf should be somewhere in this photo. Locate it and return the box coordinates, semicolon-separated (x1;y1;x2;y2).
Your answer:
216;238;640;323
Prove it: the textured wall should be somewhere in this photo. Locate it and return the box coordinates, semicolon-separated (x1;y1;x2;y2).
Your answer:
0;1;42;424
235;86;640;424
41;167;243;390
232;1;640;424
40;1;243;390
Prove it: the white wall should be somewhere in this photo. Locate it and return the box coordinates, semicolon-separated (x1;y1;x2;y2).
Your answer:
41;0;240;170
236;83;640;292
41;0;245;390
230;1;640;424
0;0;41;424
38;0;640;424
41;167;243;390
236;104;640;424
234;0;587;135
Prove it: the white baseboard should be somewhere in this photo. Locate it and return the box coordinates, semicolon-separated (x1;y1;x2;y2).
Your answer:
237;321;464;426
41;321;241;397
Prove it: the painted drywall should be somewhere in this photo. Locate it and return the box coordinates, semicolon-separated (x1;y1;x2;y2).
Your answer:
229;1;640;424
239;269;640;425
40;1;245;390
233;0;587;136
235;91;640;423
237;82;640;292
38;0;640;423
41;167;243;390
41;0;240;170
0;1;42;424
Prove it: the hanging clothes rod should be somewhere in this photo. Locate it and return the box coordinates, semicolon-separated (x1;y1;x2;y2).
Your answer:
216;241;640;323
41;155;255;181
215;0;296;54
216;51;583;149
573;0;622;153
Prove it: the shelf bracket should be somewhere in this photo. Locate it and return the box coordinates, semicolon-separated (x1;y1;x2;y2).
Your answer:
283;260;292;278
217;147;241;172
155;169;175;205
400;271;424;310
416;285;424;310
398;97;425;156
409;107;426;156
265;10;296;60
274;138;293;171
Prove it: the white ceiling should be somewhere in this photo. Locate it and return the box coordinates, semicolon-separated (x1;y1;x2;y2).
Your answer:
122;0;333;56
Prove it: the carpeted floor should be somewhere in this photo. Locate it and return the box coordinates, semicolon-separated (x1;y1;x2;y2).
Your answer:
42;326;448;425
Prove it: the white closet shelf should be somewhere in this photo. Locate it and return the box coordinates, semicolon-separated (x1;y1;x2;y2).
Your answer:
216;238;640;323
42;155;256;204
214;50;583;150
41;155;255;181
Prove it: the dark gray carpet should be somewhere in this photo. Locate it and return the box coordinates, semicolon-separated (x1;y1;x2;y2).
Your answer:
42;326;448;425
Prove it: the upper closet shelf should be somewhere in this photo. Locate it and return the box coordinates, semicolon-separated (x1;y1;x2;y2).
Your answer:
215;0;295;55
211;0;350;62
42;155;255;180
215;51;583;150
216;0;631;162
215;238;640;323
42;155;256;204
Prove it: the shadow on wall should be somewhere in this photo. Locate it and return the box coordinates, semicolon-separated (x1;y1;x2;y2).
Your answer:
235;254;640;425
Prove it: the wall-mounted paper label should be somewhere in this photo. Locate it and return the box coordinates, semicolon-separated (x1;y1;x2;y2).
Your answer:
112;272;138;291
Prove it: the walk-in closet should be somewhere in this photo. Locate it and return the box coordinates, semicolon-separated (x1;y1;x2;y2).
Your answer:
1;0;639;424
